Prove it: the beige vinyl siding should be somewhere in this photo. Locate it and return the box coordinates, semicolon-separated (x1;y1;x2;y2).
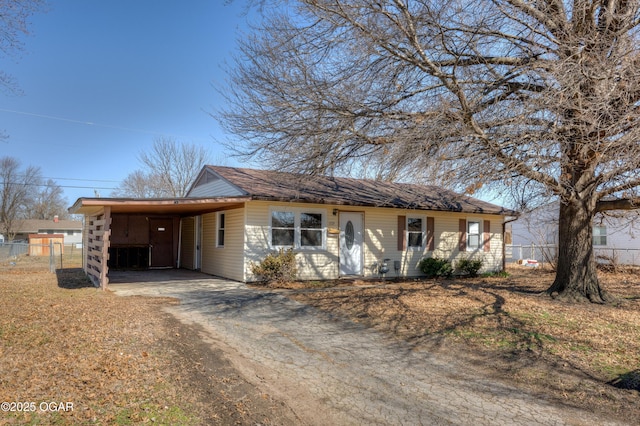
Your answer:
243;202;505;281
206;200;505;281
361;208;504;278
244;201;339;281
359;207;435;277
200;208;245;281
180;217;196;269
433;214;503;272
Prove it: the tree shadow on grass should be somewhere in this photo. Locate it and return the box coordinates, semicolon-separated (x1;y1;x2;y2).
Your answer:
608;369;640;391
285;279;639;419
56;268;95;289
287;278;603;382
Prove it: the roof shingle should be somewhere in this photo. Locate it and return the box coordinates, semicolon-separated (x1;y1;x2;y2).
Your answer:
207;166;517;216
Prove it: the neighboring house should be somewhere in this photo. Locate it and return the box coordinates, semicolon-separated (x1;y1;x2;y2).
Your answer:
10;217;83;246
510;202;640;265
70;166;517;288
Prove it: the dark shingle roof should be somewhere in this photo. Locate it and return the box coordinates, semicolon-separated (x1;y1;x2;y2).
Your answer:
15;219;83;232
208;166;517;216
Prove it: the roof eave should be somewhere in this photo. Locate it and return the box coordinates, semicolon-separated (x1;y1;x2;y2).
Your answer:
248;195;518;216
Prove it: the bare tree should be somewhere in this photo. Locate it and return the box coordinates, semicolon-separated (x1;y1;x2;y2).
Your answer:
0;0;45;95
114;137;211;198
221;1;640;303
0;0;46;140
30;179;69;220
0;156;41;240
111;170;164;198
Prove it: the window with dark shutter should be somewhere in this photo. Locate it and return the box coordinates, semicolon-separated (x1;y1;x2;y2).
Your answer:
483;220;491;252
427;217;435;251
398;216;406;251
458;219;467;252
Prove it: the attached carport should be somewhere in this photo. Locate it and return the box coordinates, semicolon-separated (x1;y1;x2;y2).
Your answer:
69;196;249;289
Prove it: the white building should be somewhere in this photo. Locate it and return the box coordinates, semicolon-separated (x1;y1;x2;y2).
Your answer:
510;202;640;265
10;218;83;246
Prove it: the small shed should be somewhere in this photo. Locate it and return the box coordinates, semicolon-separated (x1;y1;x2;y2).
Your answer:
28;234;64;256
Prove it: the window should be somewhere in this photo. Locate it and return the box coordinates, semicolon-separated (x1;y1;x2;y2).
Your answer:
407;217;424;248
467;221;481;250
271;211;295;247
217;212;226;247
300;213;322;247
270;209;325;249
593;225;607;246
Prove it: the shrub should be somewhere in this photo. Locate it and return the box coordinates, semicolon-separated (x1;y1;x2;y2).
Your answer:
481;270;510;278
418;257;453;278
249;249;298;285
456;258;484;277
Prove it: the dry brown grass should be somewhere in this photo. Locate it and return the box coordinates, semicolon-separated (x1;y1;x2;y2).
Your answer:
3;252;638;424
286;266;640;424
0;255;295;425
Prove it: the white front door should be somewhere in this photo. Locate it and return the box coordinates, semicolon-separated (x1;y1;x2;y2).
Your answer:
340;212;364;275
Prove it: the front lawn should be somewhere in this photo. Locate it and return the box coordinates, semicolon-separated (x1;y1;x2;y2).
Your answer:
285;266;640;424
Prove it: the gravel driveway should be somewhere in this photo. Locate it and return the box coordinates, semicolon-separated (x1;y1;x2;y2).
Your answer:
110;270;621;426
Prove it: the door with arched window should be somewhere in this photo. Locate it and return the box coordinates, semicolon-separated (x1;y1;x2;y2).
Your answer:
339;212;363;275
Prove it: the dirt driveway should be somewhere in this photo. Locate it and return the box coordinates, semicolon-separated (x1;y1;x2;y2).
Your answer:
110;270;621;426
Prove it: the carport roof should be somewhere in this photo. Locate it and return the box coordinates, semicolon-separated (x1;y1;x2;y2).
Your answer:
68;196;250;216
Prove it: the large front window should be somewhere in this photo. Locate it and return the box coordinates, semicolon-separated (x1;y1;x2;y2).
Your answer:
271;209;325;249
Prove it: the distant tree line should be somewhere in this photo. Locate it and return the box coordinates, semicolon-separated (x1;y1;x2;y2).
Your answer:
0;156;69;241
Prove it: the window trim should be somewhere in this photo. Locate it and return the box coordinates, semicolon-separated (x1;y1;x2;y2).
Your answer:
269;207;327;251
216;211;226;248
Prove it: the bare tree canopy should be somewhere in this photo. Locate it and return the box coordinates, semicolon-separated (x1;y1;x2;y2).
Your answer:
111;170;164;198
31;178;69;220
0;0;46;140
221;0;640;303
113;137;211;198
0;0;46;94
0;156;41;240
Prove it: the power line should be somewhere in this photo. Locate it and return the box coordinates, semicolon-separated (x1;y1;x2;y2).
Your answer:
43;176;119;183
0;107;210;141
0;181;117;190
10;174;121;183
0;107;168;136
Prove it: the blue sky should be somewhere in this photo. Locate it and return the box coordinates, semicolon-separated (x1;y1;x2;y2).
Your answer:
1;0;254;205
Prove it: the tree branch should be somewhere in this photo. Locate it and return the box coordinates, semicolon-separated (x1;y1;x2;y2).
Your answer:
596;198;640;212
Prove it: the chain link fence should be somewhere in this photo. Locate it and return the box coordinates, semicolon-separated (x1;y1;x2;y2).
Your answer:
0;241;83;272
507;244;640;267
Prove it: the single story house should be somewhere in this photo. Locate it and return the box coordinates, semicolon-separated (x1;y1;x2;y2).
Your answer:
69;166;517;288
5;217;83;245
510;202;640;265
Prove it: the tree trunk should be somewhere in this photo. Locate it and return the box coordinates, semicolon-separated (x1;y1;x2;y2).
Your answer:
546;199;611;303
